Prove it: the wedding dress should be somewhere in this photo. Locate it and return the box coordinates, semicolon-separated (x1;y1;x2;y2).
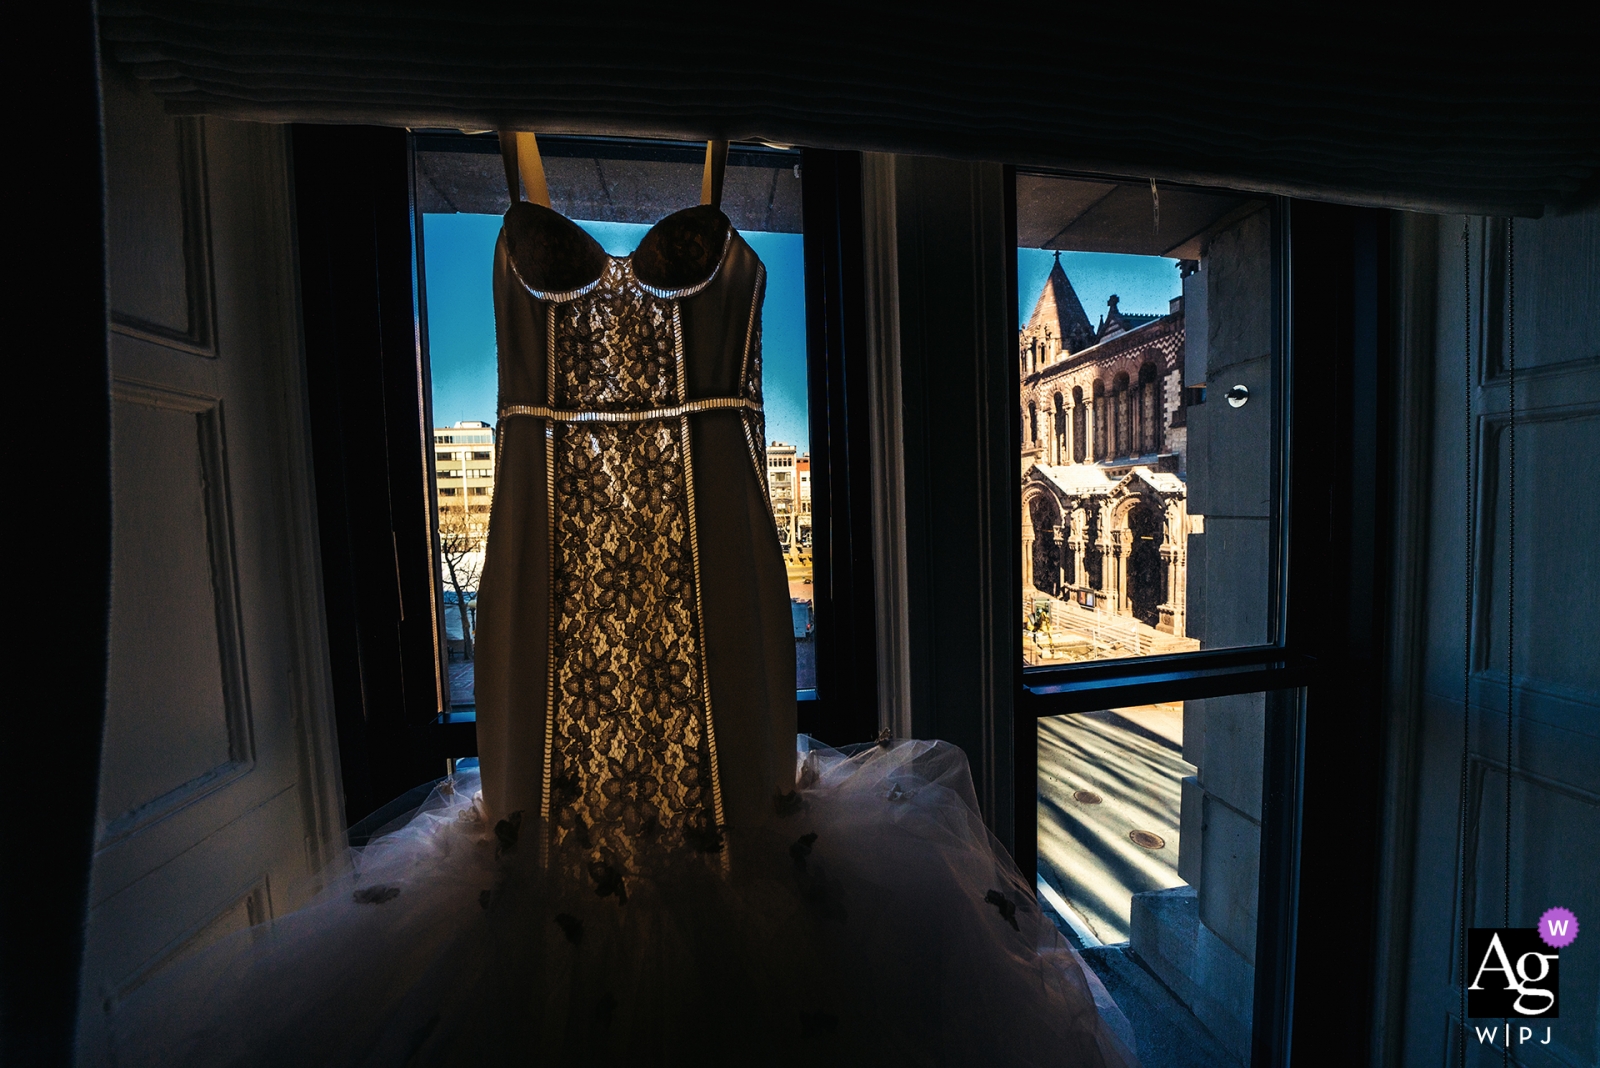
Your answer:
103;143;1139;1068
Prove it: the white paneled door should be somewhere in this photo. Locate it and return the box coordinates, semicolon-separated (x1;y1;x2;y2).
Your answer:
1389;211;1600;1068
76;71;343;1062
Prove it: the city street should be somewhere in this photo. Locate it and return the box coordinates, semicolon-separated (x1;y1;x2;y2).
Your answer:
448;660;474;707
1037;703;1190;944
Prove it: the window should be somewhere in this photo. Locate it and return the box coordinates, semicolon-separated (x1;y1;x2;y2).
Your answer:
291;127;1389;1059
413;132;817;706
1018;175;1275;667
1036;690;1294;1062
1014;170;1301;1065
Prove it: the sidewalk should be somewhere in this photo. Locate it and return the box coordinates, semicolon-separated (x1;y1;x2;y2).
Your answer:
448;660;474;708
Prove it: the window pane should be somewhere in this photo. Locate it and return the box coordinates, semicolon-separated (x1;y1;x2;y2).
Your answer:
1037;691;1284;1061
416;136;812;706
1017;174;1275;666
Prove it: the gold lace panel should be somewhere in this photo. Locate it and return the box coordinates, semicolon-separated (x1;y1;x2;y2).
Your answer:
544;263;718;870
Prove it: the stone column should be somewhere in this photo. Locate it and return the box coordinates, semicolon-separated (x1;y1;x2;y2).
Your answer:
1158;543;1178;634
1168;502;1187;636
1119;545;1129;615
1093;503;1110;608
1085;400;1096;463
1108;529;1125;614
1052;523;1066;591
1021;501;1035;592
1175;540;1186;636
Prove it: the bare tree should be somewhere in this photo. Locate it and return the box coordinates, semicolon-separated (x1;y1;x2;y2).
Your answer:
438;504;487;660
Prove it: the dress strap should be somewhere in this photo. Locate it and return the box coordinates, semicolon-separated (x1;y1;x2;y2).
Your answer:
500;396;760;424
499;129;551;208
701;140;728;210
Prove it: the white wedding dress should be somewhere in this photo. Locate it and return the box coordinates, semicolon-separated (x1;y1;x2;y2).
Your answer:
110;739;1137;1067
105;193;1139;1067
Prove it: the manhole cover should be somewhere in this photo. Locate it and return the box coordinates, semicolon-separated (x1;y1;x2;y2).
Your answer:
1129;830;1166;850
1072;790;1103;805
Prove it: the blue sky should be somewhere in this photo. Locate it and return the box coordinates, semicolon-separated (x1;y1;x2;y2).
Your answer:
1017;249;1182;332
423;215;810;453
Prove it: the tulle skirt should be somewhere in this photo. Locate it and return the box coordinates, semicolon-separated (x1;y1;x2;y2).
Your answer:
108;738;1138;1067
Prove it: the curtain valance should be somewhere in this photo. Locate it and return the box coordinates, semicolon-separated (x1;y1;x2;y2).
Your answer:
99;3;1599;217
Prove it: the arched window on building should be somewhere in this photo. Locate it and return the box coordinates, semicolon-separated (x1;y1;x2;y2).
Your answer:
1084;504;1103;591
1092;379;1107;461
1028;494;1063;598
1028;401;1038;444
1139;362;1160;455
1126;499;1162;626
1113;371;1131;457
1071;386;1086;463
1052;392;1066;464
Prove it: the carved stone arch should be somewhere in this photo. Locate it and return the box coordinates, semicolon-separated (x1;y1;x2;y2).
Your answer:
1109;486;1149;528
1082;495;1104;591
1025;487;1065;598
1114;491;1164;626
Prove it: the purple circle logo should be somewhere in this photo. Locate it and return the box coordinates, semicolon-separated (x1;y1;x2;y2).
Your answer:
1538;907;1579;949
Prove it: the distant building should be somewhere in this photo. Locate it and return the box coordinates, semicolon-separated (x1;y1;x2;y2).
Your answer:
795;454;811;549
434;420;495;531
765;441;810;551
1020;255;1195;642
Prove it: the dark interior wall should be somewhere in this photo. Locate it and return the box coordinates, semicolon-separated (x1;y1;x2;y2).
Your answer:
97;7;1600;216
16;5;111;1064
797;150;880;747
292;126;446;824
1281;202;1389;1062
893;156;1018;846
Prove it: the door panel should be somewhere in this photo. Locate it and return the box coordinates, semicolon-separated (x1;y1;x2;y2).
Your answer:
100;384;249;839
1393;211;1600;1068
77;72;342;1060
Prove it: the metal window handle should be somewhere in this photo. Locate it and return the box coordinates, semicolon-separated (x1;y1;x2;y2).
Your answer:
1226;384;1249;408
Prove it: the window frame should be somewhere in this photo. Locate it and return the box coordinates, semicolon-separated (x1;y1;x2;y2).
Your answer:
294;133;1386;1062
1007;173;1391;1065
795;148;880;745
295;129;881;821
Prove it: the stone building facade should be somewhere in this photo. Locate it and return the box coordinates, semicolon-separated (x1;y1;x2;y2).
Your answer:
765;441;810;551
1019;255;1196;652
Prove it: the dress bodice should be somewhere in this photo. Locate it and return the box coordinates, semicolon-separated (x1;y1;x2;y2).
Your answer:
475;201;791;876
